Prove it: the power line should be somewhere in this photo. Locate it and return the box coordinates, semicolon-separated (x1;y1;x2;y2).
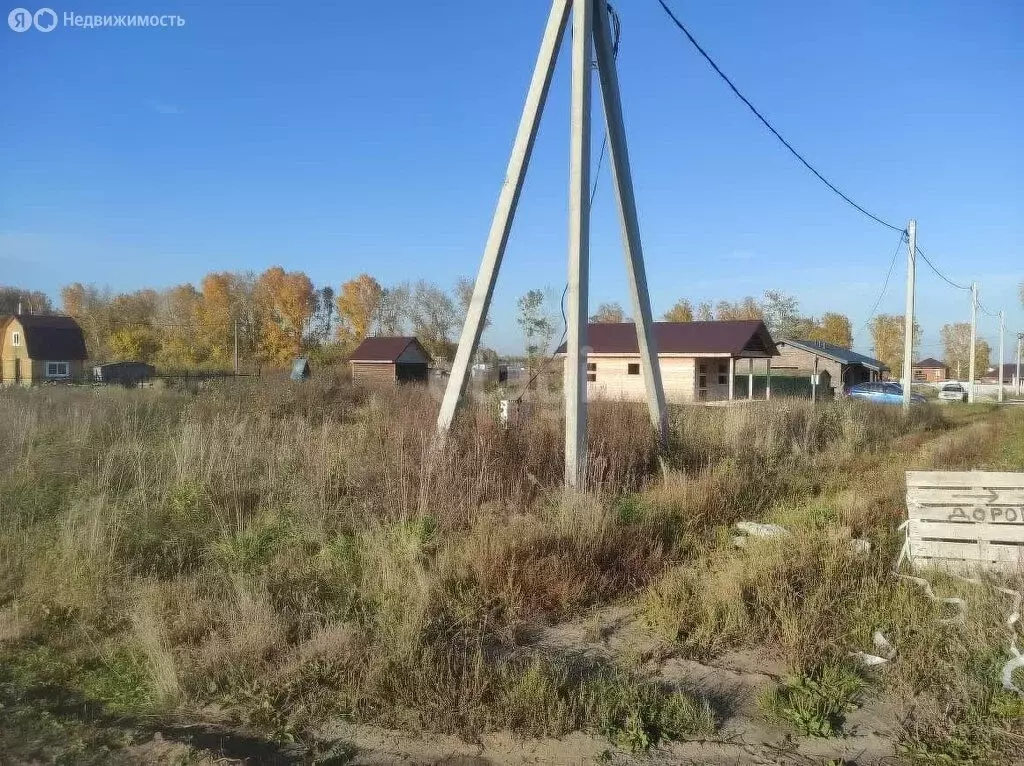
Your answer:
854;229;906;337
914;245;970;291
654;0;905;234
977;300;1000;320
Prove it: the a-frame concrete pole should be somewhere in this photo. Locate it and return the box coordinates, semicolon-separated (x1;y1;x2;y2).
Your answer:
564;0;593;488
593;0;669;449
437;0;571;434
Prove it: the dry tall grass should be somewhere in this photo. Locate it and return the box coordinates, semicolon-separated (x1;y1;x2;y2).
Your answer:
1;378;1018;758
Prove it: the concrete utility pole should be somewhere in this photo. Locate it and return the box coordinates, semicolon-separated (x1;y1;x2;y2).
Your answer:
968;282;978;403
436;0;667;489
901;220;917;413
1016;332;1023;395
997;310;1004;403
564;0;593;488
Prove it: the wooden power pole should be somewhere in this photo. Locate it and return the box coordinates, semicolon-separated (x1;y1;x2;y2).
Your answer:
901;219;916;413
436;0;667;488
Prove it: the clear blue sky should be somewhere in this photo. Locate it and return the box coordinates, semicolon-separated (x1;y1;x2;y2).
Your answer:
2;0;1021;357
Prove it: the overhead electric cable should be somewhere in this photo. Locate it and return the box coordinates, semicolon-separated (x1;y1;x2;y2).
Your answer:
854;229;906;337
914;245;970;291
654;0;905;234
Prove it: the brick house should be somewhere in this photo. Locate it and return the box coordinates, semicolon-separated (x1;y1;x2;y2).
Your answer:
912;357;948;382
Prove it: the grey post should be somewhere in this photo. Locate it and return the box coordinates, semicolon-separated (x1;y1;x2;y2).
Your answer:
436;0;571;435
998;310;1004;403
901;219;916;413
592;0;668;447
565;0;594;488
968;282;978;403
233;319;239;375
1016;332;1022;395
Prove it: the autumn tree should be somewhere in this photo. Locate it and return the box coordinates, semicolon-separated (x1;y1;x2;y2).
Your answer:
255;267;315;367
155;284;203;369
663;299;694;322
61;283;113;360
336;274;383;349
196;273;237;366
715;296;763;321
590;302;626;323
695;301;714;321
941;322;991;380
808;312;853;348
0;286;53;315
869;314;921;375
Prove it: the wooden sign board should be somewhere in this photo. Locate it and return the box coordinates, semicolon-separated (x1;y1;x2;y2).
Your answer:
906;471;1024;570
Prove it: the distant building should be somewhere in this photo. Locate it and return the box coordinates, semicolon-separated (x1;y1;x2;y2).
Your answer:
92;361;155;387
0;314;88;385
349;336;431;386
770;339;888;396
556;320;778;403
912;357;948;382
983;364;1018;384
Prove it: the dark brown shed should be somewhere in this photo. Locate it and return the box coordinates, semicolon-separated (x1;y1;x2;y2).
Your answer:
349;336;431;386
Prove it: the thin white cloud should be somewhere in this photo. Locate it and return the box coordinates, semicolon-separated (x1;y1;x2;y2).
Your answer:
148;100;183;116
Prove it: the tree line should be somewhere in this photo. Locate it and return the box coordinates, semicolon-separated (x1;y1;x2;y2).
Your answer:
2;278;1021;375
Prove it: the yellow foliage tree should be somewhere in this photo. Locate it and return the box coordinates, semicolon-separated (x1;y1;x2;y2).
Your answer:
808;312;853;349
335;274;383;348
869;314;921;375
255;267;314;367
663;299;694;322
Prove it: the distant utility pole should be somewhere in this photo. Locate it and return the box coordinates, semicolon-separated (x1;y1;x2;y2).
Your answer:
233;320;239;375
901;220;916;413
968;282;978;404
997;310;1004;403
1016;332;1023;396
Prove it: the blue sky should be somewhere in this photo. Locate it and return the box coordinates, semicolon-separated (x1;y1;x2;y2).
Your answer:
2;0;1021;357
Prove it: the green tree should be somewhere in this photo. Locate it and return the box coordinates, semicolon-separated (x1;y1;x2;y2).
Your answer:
517;289;555;379
761;290;800;338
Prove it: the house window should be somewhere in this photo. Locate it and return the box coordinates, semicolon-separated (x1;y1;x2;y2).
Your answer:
45;362;69;378
11;331;19;347
587;373;597;382
717;362;728;385
586;362;596;372
627;363;640;375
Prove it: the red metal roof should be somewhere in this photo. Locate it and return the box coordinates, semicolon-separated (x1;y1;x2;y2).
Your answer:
556;320;777;357
348;336;430;362
3;314;88;360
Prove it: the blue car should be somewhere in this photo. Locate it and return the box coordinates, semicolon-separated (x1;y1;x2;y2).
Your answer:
846;381;927;406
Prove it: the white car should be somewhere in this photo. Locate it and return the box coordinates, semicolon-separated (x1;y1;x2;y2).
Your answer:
937;382;968;403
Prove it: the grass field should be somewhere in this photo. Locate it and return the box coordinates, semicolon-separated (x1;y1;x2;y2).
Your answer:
0;378;1022;764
